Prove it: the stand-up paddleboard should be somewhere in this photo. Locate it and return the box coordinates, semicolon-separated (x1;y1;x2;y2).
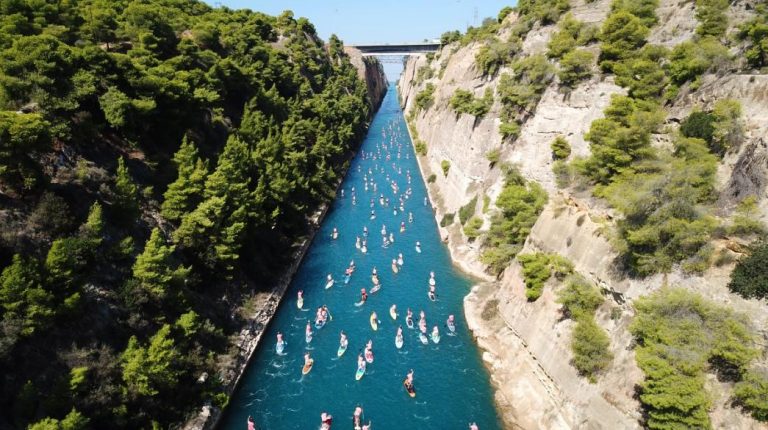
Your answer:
302;359;314;375
447;320;456;335
419;332;428;345
337;342;347;357
361;245;367;254
325;279;334;289
365;350;374;364
355;365;365;381
306;332;313;344
370;314;378;331
344;275;351;284
391;263;398;273
389;306;397;320
406;318;414;329
428;292;436;302
276;341;285;355
415;245;421;253
355;300;366;307
297;296;303;309
431;332;440;344
370;284;381;294
395;334;403;349
314;319;326;330
404;380;416;398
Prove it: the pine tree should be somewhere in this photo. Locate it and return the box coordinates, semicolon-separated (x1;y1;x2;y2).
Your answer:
161;137;207;222
45;237;86;290
121;324;181;397
113;157;138;222
204;135;250;210
0;255;54;336
132;228;187;298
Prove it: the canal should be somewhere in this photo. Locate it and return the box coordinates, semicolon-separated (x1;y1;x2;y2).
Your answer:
220;83;501;429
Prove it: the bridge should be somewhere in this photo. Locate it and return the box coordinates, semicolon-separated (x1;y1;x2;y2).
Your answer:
348;42;441;56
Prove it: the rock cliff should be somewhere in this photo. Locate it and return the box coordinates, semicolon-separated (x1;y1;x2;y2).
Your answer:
398;1;768;428
345;48;388;113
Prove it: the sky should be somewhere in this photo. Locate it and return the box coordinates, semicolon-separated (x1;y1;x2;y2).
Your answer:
204;0;514;79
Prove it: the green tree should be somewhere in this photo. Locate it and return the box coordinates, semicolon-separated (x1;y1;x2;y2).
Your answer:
556;276;603;319
551;136;571;159
571;317;612;380
710;99;743;155
121;324;181;397
0;111;50;191
113;157;138;222
695;0;729;37
45;237;87;289
27;410;89;430
132;228;187;299
598;11;649;72
728;242;768;299
0;254;54;337
161;137;208;222
737;5;768;68
734;368;768;422
558;49;593;88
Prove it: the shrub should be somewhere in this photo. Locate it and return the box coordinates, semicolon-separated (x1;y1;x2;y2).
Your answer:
547;13;598;59
551;136;572;160
482;168;548;275
680;110;715;144
613;45;669;100
737;5;768;68
450;88;494;117
414;83;435;112
519;253;573;301
611;0;659;27
498;55;555;121
728;242;768;299
711;99;744;155
695;0;729;37
414;140;427;156
427;173;436;183
668;37;730;89
441;30;462;45
571;317;613;381
517;0;570;25
440;212;455;227
441;160;451;177
464;217;484;240
485;148;501;167
734;368;768;422
631;288;758;430
482;195;491;213
558;49;594;88
475;41;518;76
499;121;521;140
556;275;603;319
598;10;649;72
415;64;434;83
459;195;478;224
602;136;719;275
498;6;514;22
729;196;766;236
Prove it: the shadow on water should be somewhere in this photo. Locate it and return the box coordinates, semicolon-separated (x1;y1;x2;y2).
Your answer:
219;83;501;430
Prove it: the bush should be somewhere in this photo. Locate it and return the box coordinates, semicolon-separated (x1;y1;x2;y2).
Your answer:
475;41;518;76
440;30;462;45
668;37;730;89
440;212;455;227
415;64;434;83
464;217;484;240
450;88;494;117
613;45;669;100
486;148;501;167
414;83;435;112
458;195;478;224
414;140;427;156
499;121;521;140
427;173;436;183
631;288;758;429
517;0;570;25
737;5;768;68
547;13;598;59
729;196;766;236
482;195;491;213
518;253;573;301
571;317;613;381
598;10;649;72
498;6;514;23
441;160;451;177
611;0;659;27
728;242;768;299
711;99;744;155
556;275;603;319
680;110;715;144
551;136;571;160
558;49;594;88
498;55;555;122
602;136;719;275
695;0;729;37
482;168;548;275
734;368;768;422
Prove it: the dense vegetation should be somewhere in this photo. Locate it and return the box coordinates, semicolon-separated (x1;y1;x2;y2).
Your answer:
449;88;494;117
631;288;760;429
0;1;374;428
728;242;768;299
556;276;612;382
481;167;548;276
517;252;573;300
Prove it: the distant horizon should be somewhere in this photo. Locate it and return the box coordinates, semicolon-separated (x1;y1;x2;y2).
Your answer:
203;1;513;45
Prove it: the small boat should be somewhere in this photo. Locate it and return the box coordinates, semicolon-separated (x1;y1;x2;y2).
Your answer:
302;359;314;375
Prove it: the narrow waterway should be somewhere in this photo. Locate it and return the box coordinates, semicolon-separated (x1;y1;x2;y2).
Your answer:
220;84;501;430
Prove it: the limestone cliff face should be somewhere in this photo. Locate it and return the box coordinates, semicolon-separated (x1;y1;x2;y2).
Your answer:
398;1;768;428
345;48;387;113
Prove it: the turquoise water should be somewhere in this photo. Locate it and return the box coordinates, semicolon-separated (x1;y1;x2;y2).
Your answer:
220;84;501;430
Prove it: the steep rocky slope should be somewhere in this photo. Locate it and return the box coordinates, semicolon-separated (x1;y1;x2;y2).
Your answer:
398;0;768;428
